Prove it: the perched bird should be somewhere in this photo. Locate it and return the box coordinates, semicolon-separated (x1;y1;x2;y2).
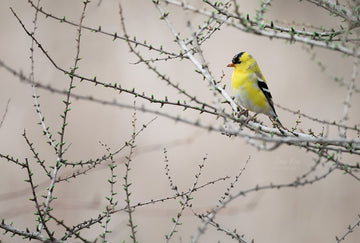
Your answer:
227;52;283;127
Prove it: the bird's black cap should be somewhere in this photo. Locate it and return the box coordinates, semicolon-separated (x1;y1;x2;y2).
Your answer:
232;52;245;64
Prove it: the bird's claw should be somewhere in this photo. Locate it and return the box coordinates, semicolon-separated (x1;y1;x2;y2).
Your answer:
237;108;249;118
244;113;258;123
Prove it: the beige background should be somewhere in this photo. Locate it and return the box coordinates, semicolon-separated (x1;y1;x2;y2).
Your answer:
1;0;360;242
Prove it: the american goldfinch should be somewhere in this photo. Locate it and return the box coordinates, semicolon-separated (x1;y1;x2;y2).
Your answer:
227;52;282;126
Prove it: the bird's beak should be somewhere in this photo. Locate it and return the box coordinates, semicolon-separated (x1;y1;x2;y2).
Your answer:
227;63;235;67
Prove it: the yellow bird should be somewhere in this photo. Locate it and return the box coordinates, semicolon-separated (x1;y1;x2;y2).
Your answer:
227;52;283;127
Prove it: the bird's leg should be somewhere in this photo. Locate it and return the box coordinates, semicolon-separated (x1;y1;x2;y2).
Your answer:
245;113;258;123
237;107;249;118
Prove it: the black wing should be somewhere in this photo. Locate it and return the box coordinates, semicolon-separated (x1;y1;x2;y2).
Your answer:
257;77;277;117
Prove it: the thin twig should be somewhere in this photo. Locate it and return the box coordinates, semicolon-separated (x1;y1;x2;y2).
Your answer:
0;98;10;129
192;156;251;243
165;154;208;242
23;131;51;178
0;220;65;243
336;214;360;242
48;213;92;243
339;54;358;137
123;101;139;243
24;159;54;240
99;144;118;243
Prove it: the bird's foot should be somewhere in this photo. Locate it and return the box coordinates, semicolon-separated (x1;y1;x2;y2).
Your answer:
244;113;258;123
237;108;249;118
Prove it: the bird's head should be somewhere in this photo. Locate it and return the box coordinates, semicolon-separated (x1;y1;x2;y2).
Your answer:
227;52;251;68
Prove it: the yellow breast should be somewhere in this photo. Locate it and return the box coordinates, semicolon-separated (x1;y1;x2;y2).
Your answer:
231;70;268;113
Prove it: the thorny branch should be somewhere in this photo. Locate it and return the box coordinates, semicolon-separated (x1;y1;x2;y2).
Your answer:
165;0;360;57
2;0;360;242
340;54;358;137
192;156;251;243
336;214;360;242
9;8;360;162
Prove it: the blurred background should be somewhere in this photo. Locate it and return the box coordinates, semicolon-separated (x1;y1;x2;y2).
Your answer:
1;0;360;242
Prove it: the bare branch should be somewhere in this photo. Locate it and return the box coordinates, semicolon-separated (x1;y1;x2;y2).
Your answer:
0;98;10;129
336;214;360;242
